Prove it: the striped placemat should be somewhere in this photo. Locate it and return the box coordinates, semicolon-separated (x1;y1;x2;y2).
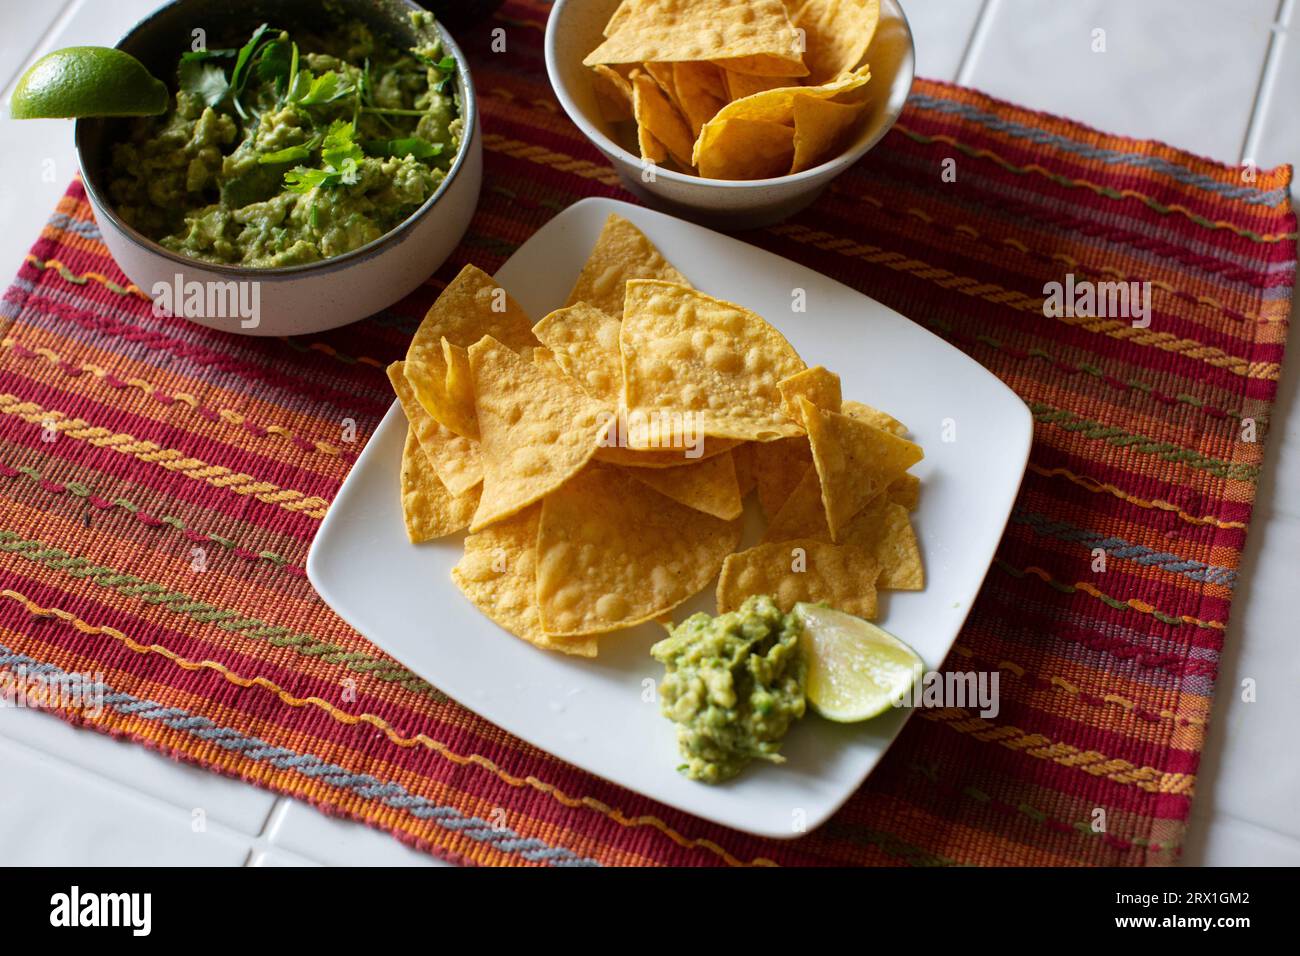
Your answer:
0;0;1293;865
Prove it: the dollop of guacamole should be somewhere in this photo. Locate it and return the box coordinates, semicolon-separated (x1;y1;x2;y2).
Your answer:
107;21;462;268
651;595;806;784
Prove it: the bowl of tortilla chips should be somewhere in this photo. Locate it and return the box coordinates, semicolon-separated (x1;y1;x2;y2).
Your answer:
545;0;914;227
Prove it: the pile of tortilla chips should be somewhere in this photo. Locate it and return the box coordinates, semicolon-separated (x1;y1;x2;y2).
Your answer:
583;0;880;179
391;212;923;657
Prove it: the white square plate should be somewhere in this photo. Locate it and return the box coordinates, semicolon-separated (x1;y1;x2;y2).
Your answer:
308;197;1032;839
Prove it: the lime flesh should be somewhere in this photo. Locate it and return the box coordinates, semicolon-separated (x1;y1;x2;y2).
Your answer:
795;603;924;722
10;47;168;119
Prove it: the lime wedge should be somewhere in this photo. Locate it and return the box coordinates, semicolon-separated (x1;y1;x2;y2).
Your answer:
10;47;168;119
794;603;924;722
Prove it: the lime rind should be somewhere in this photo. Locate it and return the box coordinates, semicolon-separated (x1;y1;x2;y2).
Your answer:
794;603;924;723
11;47;168;119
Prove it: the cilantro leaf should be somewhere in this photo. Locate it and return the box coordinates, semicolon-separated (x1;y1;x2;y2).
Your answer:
295;70;354;106
255;38;292;90
281;122;364;192
179;59;230;108
284;167;333;193
258;136;319;165
363;136;443;160
230;23;270;92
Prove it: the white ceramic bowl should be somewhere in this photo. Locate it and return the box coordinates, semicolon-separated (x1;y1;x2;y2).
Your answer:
545;0;915;229
74;0;482;337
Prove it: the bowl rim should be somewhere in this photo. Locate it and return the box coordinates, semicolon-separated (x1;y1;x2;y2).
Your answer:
544;0;915;189
74;0;478;278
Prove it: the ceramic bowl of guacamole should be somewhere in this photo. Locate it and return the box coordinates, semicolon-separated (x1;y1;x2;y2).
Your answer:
74;0;482;336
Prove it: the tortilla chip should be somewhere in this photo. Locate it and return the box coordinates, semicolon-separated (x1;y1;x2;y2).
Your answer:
594;437;741;467
532;302;623;404
761;463;823;541
841;399;907;436
721;69;788;100
406;265;536;439
624;450;743;520
400;427;479;542
753;436;812;518
387;361;483;496
716;539;878;618
590;63;633;121
790;92;868;173
631;70;694;167
842;496;923;590
800;396;923;540
467;335;611;531
452;505;597;657
791;0;880;84
638;120;668;163
564;213;688;317
693;66;870;165
713;53;809;77
697;117;795;180
672;61;727;135
536;466;742;635
777;365;842;424
621;280;806;444
888;472;921;511
642;61;679;102
603;0;634;36
762;467;922;589
731;442;757;497
584;0;804;71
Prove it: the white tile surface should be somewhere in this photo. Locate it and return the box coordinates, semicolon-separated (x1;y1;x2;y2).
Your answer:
0;704;277;833
271;802;450;867
901;0;989;80
1182;814;1300;866
1248;0;1297;169
0;0;1296;867
1183;513;1300;838
0;734;253;866
965;0;1280;160
0;0;77;93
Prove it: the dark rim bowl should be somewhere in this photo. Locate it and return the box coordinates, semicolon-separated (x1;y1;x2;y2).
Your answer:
74;0;477;278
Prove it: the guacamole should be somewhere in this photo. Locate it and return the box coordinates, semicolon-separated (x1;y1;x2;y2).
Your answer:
107;19;462;268
651;595;806;783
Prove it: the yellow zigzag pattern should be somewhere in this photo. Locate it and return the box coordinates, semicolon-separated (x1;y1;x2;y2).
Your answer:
768;223;1280;382
1;338;349;460
918;708;1195;795
0;394;329;519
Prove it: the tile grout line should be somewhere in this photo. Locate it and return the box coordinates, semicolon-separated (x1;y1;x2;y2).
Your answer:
954;0;1000;86
1238;0;1294;165
0;727;265;861
0;0;84;99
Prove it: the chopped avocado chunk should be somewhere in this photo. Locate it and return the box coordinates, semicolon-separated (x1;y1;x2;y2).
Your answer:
650;595;806;784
